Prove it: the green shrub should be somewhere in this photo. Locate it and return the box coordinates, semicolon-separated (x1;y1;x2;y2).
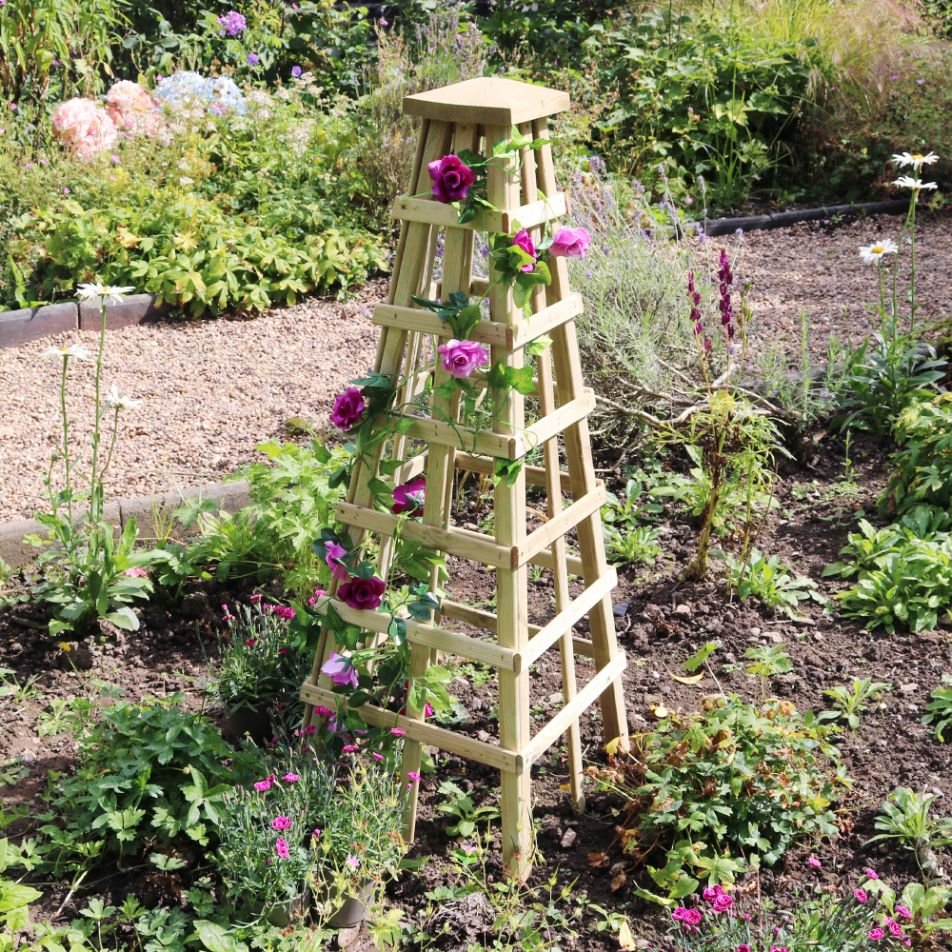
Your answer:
0;0;125;103
593;694;846;903
923;675;952;742
0;87;385;314
825;515;952;633
886;394;952;514
726;548;824;617
182;438;351;597
587;9;828;208
42;698;257;866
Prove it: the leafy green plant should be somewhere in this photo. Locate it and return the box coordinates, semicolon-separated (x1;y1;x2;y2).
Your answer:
592;693;846;903
824;513;952;632
214;755;407;924
25;289;165;634
819;678;892;730
213;599;311;729
923;675;952;742
726;548;824;617
180;438;351;598
435;780;500;839
868;788;952;876
0;837;43;949
886;394;952;515
43;697;256;867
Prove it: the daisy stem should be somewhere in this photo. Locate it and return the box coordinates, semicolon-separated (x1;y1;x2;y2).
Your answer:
58;356;74;531
88;302;107;543
907;189;918;334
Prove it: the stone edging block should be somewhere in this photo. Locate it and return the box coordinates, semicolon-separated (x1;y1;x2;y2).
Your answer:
0;480;250;570
0;302;78;349
79;294;164;331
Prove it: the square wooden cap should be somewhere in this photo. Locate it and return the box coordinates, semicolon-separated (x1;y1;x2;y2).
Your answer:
404;77;570;126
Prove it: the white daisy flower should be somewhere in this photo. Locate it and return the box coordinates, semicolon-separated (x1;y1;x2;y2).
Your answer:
891;151;939;171
76;283;135;304
41;343;92;361
103;383;141;410
859;238;898;265
893;175;938;191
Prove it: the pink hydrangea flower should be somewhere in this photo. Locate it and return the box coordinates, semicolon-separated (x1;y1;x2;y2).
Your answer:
275;837;290;859
322;652;359;688
549;226;591;258
392;476;426;515
329;386;366;430
427;154;476;203
437;339;489;378
105;80;161;138
51;98;118;159
271;816;292;831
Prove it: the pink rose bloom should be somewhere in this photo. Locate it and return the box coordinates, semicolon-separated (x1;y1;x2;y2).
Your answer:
51;98;118;159
321;651;359;688
886;918;905;939
437;339;489;378
271;816;292;831
338;575;386;611
324;541;350;581
549;226;591;258
712;893;733;913
105;80;161;138
392;476;425;514
275;837;290;859
329;386;366;430
512;228;537;271
427;154;476;203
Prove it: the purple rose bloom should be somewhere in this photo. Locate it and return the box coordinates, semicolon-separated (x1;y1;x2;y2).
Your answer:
291;65;302;78
512;228;537;272
392;476;425;514
549;226;591;258
324;541;350;582
330;386;366;429
437;339;489;378
246;52;260;66
427;154;476;203
218;10;247;37
322;651;359;687
337;575;386;611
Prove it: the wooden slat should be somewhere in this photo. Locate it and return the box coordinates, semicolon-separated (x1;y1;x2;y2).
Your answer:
300;682;522;772
519;483;607;567
373;303;510;348
509;292;583;349
407;623;518;672
522;389;596;452
391;193;567;234
396;413;520;460
335;501;514;569
454;451;572;492
522;569;618;668
524;652;628;766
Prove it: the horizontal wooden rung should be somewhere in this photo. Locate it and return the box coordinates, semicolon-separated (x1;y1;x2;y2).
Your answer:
454;451;572;492
374;304;510;348
336;501;515;569
395;413;521;460
523;569;617;667
519;482;607;567
522;389;596;451
524;652;628;766
300;681;522;772
391;193;567;236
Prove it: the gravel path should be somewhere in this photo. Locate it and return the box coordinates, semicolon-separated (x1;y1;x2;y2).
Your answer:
1;209;949;524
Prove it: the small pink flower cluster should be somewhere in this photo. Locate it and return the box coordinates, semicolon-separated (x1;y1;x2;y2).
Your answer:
867;907;913;944
263;602;296;621
702;883;734;913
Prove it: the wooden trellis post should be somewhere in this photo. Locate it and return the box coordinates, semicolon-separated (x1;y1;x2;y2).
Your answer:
301;77;628;879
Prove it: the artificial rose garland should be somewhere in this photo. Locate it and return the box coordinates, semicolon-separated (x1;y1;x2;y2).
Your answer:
322;651;359;688
330;386;366;430
511;229;538;272
392;476;426;515
428;154;477;203
337;575;387;611
549;226;591;258
437;339;490;378
324;541;350;582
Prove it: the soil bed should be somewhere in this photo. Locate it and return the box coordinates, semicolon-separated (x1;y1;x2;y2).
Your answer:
1;210;951;948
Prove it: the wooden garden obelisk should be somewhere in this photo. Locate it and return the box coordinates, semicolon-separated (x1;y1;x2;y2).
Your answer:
302;77;628;879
